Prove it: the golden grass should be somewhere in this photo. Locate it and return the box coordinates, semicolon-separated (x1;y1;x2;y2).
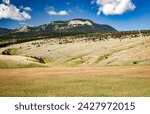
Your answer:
0;66;150;97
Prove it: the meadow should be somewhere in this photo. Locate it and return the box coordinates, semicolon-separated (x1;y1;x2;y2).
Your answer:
0;66;150;97
0;33;150;97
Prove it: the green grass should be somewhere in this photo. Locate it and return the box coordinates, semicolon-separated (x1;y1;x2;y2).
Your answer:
0;66;150;97
95;46;135;64
70;59;87;66
29;57;56;64
2;48;20;55
123;59;150;66
18;63;44;68
74;59;86;64
42;58;56;63
95;53;112;63
0;61;42;68
65;54;88;62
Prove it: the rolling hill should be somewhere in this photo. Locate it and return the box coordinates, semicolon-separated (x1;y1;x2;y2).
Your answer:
0;27;12;35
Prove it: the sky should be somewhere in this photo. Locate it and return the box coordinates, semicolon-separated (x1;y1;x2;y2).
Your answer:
0;0;150;31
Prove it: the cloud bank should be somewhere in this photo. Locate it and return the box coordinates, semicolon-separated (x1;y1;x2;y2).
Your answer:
46;6;69;16
47;10;68;16
2;0;10;5
0;0;31;21
93;0;136;15
20;6;32;11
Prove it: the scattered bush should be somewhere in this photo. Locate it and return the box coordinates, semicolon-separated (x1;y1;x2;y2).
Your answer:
2;48;19;55
133;61;137;64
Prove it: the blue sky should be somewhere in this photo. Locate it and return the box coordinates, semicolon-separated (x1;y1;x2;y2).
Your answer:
0;0;150;31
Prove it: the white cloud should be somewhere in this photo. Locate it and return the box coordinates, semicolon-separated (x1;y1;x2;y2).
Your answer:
94;0;136;15
20;6;32;11
66;3;70;5
24;7;32;11
2;0;10;5
47;10;69;16
0;1;31;21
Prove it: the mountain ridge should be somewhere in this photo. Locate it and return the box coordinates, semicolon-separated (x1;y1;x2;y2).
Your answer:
0;19;117;35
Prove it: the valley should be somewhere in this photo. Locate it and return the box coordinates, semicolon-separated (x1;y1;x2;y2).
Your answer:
0;19;150;97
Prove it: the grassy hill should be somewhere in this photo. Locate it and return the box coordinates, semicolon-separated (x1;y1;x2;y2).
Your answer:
0;31;150;67
0;30;150;97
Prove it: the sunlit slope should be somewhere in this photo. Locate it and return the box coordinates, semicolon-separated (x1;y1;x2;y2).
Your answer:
0;55;43;68
0;36;150;67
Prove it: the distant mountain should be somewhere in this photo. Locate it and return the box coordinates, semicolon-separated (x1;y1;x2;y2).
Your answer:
0;27;12;35
0;19;117;35
17;19;117;33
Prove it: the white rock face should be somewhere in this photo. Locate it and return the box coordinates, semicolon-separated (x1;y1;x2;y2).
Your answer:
18;26;29;32
68;20;92;26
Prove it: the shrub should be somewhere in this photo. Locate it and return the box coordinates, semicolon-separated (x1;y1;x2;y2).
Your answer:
2;48;19;55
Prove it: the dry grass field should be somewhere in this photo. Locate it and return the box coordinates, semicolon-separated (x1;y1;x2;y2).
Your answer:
0;35;150;96
0;36;150;67
0;66;150;97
